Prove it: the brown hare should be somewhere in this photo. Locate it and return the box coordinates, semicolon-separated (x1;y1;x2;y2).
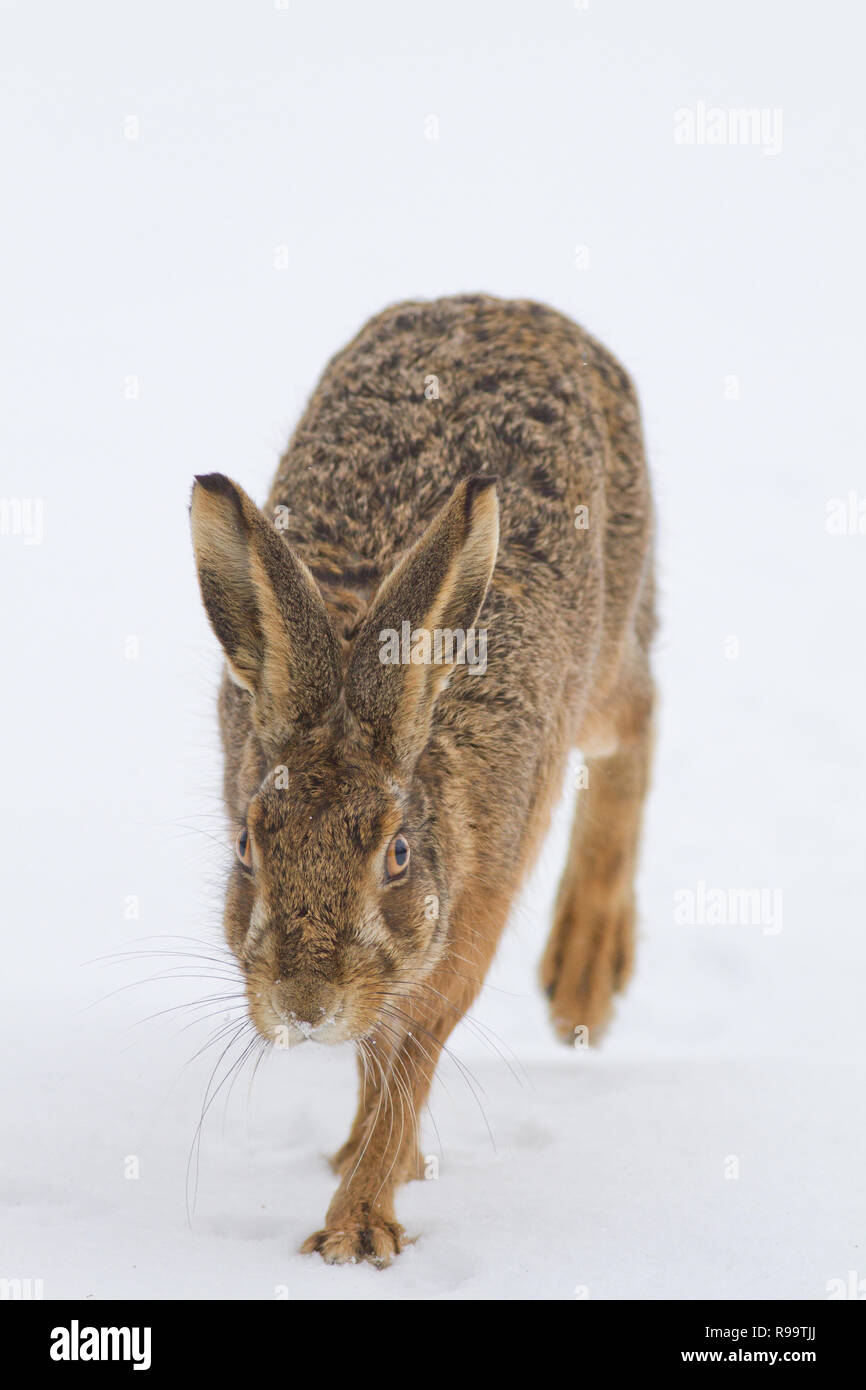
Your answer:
190;294;655;1266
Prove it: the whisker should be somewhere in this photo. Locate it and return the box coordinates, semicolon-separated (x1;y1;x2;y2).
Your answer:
185;1020;255;1224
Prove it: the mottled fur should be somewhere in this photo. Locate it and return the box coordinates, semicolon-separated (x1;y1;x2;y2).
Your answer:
190;294;656;1265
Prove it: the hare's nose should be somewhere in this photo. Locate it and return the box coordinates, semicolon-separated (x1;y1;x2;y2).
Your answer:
271;976;342;1036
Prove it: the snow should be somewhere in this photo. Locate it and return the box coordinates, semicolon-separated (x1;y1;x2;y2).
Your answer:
2;0;864;1299
4;990;863;1299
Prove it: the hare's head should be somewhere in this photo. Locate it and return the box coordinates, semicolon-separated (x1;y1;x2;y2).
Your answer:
190;472;498;1047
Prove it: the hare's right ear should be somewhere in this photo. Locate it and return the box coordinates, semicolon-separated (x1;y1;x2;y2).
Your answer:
190;474;340;743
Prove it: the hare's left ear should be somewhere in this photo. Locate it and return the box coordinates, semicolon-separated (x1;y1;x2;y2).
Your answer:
346;475;499;766
190;473;340;746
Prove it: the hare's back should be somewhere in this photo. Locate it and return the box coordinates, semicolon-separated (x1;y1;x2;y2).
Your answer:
272;295;646;606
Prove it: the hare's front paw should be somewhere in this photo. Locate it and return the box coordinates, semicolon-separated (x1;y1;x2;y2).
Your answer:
301;1211;406;1267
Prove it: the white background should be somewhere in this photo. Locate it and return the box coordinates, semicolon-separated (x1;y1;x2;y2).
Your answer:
2;0;864;1299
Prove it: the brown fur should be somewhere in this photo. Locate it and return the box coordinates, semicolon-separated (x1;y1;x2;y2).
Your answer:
190;294;656;1266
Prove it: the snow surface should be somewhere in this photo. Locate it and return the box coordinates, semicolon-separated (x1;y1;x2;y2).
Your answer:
2;0;864;1299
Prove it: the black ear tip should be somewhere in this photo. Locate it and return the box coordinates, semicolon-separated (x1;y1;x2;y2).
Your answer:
194;472;236;499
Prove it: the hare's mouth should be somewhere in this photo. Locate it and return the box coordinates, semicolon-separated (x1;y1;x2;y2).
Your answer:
282;1008;349;1046
249;985;353;1048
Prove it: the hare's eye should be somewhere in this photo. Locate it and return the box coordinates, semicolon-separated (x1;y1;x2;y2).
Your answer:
236;827;253;871
385;833;410;881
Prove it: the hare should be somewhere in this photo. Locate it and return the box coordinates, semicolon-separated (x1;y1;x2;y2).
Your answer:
190;294;655;1266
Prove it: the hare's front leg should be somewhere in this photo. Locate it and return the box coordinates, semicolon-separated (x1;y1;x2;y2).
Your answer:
541;677;655;1043
326;1053;378;1175
302;911;507;1268
302;1029;440;1267
327;1052;425;1180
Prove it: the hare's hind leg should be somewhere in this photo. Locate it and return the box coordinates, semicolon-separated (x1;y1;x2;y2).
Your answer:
540;674;654;1044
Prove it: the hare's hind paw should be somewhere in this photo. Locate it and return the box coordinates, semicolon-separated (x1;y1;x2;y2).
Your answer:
541;895;635;1046
301;1214;406;1268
